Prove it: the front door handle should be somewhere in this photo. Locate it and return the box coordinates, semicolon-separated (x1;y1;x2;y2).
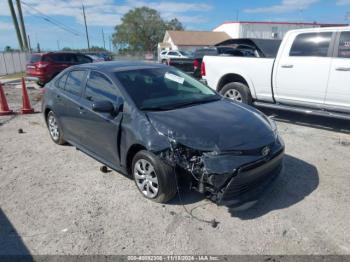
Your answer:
281;64;294;68
336;67;350;71
79;106;85;115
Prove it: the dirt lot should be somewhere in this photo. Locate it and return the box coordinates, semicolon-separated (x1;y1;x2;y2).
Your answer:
0;84;350;255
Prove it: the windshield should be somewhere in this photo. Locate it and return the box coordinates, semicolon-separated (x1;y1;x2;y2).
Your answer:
179;51;189;56
115;67;220;111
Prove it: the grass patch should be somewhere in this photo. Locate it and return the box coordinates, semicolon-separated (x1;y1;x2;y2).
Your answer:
0;72;25;80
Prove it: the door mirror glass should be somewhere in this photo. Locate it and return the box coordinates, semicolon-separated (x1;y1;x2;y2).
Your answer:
92;100;115;113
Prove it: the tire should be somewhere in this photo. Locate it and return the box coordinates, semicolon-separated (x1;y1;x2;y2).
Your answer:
220;82;252;105
132;150;177;203
161;59;168;65
46;111;66;145
37;81;45;87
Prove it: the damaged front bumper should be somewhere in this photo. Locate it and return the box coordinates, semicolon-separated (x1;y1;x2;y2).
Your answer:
158;136;285;206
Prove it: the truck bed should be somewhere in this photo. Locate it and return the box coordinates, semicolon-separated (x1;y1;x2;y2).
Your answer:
203;56;275;102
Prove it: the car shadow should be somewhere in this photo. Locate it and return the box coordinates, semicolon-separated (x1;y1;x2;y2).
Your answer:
229;155;319;219
0;208;32;258
258;107;350;134
168;155;319;220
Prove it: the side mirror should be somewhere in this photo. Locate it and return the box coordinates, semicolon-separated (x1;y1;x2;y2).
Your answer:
92;100;115;114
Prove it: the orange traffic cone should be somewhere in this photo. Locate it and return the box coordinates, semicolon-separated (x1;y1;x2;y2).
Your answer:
21;77;34;114
0;82;13;116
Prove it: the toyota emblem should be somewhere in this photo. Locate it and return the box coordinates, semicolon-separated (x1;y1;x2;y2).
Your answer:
261;146;270;157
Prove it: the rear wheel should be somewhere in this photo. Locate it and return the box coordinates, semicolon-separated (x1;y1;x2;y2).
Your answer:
220;82;252;105
132;150;177;203
46;111;65;145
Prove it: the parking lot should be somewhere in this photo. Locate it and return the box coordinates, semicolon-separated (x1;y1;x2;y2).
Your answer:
0;84;350;255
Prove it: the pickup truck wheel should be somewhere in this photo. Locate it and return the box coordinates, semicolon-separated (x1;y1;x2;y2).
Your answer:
220;82;252;105
132;150;177;203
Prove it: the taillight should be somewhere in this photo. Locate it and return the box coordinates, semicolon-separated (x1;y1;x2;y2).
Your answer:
201;61;206;76
36;62;49;70
194;59;199;71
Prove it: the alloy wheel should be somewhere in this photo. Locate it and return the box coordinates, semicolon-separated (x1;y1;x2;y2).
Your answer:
224;88;243;102
134;159;159;199
48;114;60;141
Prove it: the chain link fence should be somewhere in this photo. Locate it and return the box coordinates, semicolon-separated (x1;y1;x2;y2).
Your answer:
0;52;28;76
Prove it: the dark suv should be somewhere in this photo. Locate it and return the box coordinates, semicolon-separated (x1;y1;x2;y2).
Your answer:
26;52;92;86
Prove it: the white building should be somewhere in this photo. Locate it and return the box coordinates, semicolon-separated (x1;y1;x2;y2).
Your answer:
213;21;347;40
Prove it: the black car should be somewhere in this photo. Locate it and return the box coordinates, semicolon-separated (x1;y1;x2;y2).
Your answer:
42;61;284;205
168;46;257;79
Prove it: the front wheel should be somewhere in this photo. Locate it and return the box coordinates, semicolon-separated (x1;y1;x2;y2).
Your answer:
132;150;177;203
220;82;252;105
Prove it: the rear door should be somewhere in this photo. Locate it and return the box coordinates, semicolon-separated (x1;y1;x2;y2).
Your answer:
59;70;87;144
274;31;334;108
79;71;123;167
325;31;350;113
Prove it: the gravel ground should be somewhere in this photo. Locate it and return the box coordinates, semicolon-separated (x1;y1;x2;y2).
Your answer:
0;87;349;255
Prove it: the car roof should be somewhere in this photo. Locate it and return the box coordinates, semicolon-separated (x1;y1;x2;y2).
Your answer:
287;26;350;34
72;60;167;72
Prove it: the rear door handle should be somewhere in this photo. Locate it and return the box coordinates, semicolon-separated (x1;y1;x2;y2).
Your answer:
336;67;350;71
281;64;294;68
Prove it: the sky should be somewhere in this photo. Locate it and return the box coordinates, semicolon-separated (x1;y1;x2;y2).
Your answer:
1;0;350;51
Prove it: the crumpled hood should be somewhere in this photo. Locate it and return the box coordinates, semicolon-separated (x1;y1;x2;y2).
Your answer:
146;99;276;152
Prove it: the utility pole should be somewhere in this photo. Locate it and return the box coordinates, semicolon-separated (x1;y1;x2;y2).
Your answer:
8;0;24;51
15;0;29;51
27;34;32;53
102;28;106;49
82;4;90;50
109;36;112;52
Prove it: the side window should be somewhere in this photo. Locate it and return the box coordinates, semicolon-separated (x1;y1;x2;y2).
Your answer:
50;54;64;62
168;51;178;56
290;32;332;57
65;70;86;96
76;54;92;63
85;71;118;103
338;32;350;58
56;72;68;89
64;54;77;63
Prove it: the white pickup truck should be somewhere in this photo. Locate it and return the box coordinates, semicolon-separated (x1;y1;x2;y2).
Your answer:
202;27;350;120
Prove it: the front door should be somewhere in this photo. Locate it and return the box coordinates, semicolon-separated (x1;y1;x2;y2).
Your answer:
274;31;334;108
79;71;122;167
325;31;350;113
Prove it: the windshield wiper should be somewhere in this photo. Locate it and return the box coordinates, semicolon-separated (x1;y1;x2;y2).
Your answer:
140;96;221;111
140;106;174;111
168;96;221;109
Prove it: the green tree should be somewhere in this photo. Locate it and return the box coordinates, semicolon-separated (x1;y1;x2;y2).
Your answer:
166;18;184;31
113;7;184;53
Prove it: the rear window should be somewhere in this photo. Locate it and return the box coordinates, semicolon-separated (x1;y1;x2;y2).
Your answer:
290;32;332;57
194;49;218;58
338;31;350;58
29;54;42;63
48;53;77;63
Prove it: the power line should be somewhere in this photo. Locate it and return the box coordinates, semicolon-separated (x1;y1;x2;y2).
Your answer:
20;0;81;36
